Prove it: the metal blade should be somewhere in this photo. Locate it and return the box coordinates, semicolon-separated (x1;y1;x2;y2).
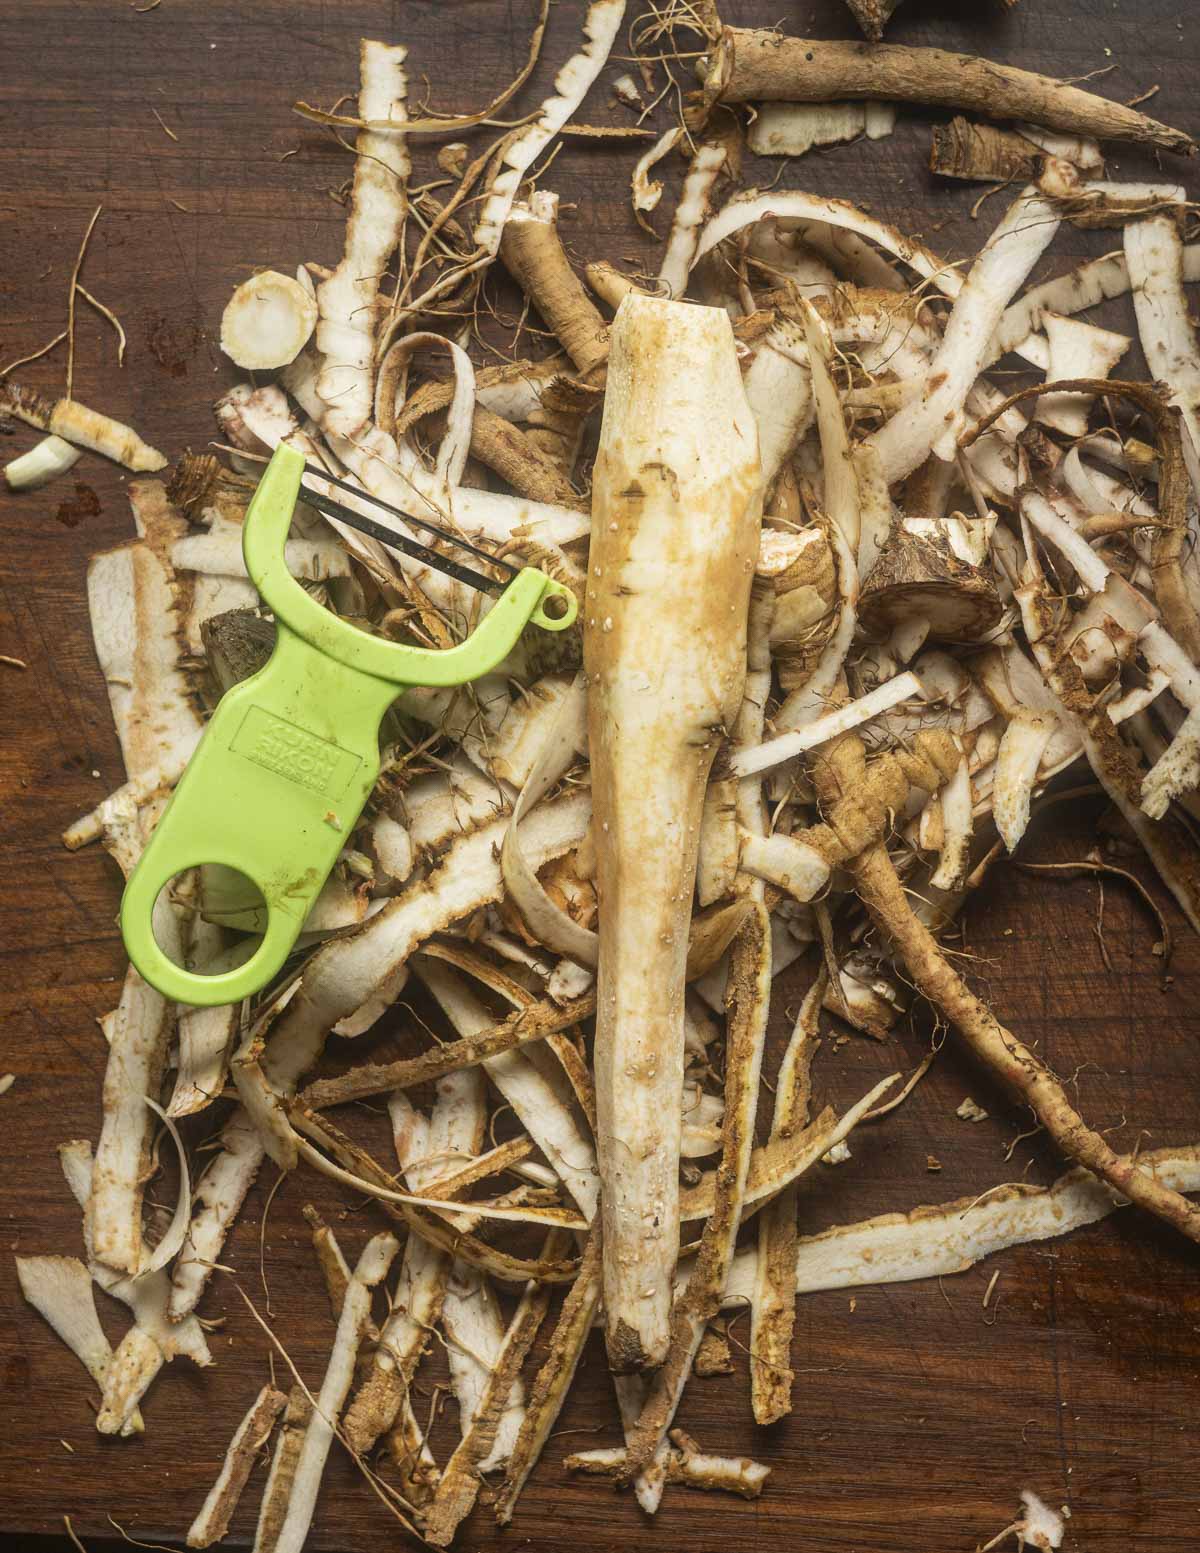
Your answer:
302;486;511;598
303;464;518;582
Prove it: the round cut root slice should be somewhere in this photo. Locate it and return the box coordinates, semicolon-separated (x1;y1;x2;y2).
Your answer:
220;270;318;370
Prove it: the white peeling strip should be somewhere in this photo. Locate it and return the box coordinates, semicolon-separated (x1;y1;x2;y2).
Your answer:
659;142;728;299
994;712;1057;852
720;1144;1200;1305
1141;699;1200;820
929;755;972;892
273;1232;401;1553
474;0;626;255
731;672;922;779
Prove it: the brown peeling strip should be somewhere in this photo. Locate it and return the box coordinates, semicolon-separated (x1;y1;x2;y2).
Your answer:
343;1234;450;1458
930;118;1040;183
564;1436;770;1499
750;1191;799;1424
383;1399;441;1509
678;1105;837;1222
299;992;597;1111
751;968;825;1425
289;1103;580;1285
302;1204;351;1323
544;1032;597;1131
423;1232;565;1546
186;1384;287;1548
693;1329;734;1377
666;1430;771;1499
964;376;1200;666
494;1230;602;1525
253;1386;312;1553
421;1135;536;1202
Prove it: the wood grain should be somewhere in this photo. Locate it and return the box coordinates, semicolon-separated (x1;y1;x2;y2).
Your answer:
2;3;1199;1550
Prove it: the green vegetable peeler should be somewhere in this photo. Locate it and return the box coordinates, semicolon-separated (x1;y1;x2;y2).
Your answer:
120;442;577;1007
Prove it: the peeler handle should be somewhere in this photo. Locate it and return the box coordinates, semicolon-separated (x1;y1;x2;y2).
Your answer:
120;623;399;1007
120;441;578;1008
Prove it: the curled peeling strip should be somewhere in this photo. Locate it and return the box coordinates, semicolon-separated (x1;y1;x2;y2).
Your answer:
136;1098;192;1278
500;671;596;967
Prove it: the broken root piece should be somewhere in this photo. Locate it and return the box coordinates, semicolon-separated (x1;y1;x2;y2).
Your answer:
0;379;166;472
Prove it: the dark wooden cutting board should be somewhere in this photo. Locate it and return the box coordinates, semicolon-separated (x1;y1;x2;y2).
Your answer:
2;2;1199;1549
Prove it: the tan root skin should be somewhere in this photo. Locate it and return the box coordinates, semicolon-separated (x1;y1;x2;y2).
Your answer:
586;293;761;1371
929;118;1039;183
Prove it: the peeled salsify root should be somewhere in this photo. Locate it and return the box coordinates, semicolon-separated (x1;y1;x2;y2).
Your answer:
0;378;166;472
586;293;762;1373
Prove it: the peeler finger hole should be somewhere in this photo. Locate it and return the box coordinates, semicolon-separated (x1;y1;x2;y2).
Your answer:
532;584;577;631
153;865;268;975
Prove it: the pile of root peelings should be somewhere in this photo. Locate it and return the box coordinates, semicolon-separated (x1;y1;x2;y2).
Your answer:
11;3;1200;1547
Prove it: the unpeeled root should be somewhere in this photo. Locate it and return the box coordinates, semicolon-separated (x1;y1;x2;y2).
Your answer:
706;30;1196;156
500;192;609;379
819;745;1200;1246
